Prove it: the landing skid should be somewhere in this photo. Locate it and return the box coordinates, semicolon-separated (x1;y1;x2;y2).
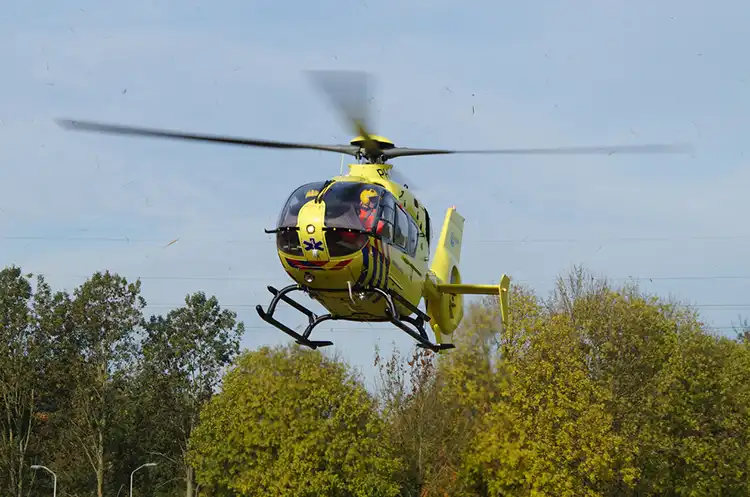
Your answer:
255;284;455;353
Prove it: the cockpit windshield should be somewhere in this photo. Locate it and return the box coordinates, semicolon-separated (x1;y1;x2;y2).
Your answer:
322;182;386;232
277;181;327;228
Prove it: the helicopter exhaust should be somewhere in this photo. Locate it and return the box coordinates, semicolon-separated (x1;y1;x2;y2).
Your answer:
424;207;510;344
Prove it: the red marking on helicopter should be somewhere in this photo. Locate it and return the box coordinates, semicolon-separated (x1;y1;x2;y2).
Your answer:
332;259;353;269
285;259;327;270
284;258;353;271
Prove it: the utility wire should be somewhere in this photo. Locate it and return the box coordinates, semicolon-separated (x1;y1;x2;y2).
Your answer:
228;324;745;332
55;274;750;282
48;273;750;313
4;234;750;244
5;235;749;332
136;302;748;335
141;302;750;310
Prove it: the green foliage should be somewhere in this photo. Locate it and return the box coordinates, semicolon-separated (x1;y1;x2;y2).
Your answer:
60;270;146;497
188;345;403;497
374;347;465;496
443;267;750;496
0;267;61;497
139;291;245;497
629;329;750;495
369;267;750;497
0;265;249;497
2;262;750;497
460;312;636;496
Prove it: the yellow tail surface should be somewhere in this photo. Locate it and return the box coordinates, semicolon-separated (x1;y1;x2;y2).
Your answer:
423;207;510;345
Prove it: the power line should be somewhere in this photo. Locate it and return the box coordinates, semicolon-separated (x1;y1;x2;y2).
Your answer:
32;272;750;318
55;274;750;283
223;324;746;332
137;302;747;335
4;234;750;244
5;236;749;332
3;270;745;332
140;302;750;310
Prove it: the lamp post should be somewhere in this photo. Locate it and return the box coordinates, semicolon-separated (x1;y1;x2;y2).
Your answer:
30;465;57;497
129;462;157;497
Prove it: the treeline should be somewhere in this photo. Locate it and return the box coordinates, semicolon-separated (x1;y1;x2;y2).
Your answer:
0;266;244;497
2;265;750;496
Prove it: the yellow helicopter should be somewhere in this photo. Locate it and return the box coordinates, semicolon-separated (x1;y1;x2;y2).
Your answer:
55;70;690;352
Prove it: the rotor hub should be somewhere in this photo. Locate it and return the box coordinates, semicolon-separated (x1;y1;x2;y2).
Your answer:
349;135;395;163
349;135;395;149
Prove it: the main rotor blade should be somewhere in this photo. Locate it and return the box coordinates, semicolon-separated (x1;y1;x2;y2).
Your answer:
55;119;361;157
306;70;381;158
383;143;693;159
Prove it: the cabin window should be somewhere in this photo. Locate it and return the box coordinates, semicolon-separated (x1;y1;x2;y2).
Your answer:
277;181;327;228
424;208;432;246
323;181;386;232
407;217;419;256
394;205;409;249
377;192;396;243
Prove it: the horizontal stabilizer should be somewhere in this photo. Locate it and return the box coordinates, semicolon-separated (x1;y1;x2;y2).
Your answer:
436;284;497;294
436;274;510;327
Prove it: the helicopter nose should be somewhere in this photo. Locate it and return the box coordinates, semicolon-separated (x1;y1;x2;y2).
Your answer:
297;202;330;262
300;230;327;259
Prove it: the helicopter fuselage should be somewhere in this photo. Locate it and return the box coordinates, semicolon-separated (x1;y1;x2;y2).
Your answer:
272;162;432;321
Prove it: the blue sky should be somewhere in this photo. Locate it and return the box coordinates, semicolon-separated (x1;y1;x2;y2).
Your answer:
2;0;749;386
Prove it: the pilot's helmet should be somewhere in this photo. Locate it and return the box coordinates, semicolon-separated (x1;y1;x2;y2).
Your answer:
359;188;378;207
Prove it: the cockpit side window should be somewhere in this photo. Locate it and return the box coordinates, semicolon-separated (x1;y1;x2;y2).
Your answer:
277;181;327;228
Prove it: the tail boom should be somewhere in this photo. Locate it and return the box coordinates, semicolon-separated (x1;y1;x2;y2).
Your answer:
423;207;511;345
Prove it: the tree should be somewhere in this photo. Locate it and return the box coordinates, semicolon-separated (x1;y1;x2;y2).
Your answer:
0;267;50;497
626;327;750;495
371;285;566;497
375;345;476;497
188;344;403;497
546;268;750;495
3;262;749;496
139;291;245;497
453;266;750;496
62;271;146;497
461;312;636;496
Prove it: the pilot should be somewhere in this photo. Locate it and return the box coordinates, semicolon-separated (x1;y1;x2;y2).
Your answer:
358;188;385;234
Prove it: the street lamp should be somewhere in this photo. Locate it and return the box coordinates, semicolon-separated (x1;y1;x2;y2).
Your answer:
129;462;157;497
30;465;57;497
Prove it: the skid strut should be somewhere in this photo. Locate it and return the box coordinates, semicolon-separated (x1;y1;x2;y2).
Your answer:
256;285;337;349
256;284;455;353
378;288;455;352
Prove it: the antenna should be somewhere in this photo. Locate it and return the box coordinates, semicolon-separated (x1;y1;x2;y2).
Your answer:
340;153;344;175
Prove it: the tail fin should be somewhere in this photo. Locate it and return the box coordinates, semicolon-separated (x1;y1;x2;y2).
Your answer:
430;206;465;286
424;207;510;344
